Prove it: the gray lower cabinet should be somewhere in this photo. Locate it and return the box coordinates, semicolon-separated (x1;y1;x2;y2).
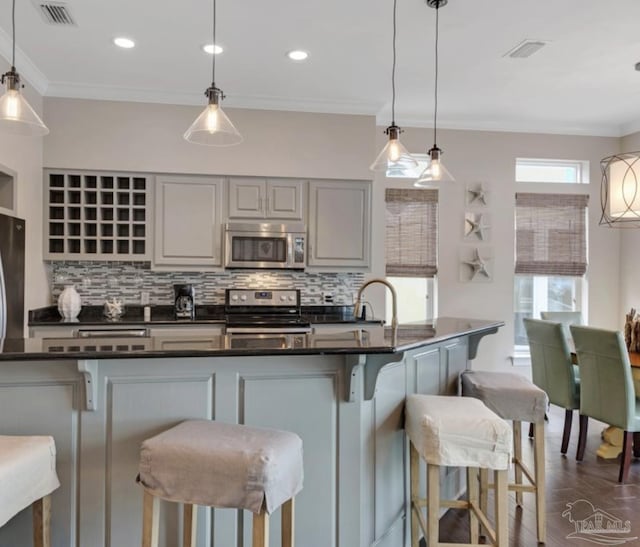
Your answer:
153;175;224;269
0;336;469;547
29;324;224;339
307;180;371;270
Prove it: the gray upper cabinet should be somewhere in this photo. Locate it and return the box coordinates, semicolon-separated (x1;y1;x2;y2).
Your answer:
307;180;371;270
44;170;151;261
228;177;304;220
153;175;224;269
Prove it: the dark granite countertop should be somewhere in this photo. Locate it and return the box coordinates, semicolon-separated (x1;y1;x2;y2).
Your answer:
2;318;503;360
28;305;382;326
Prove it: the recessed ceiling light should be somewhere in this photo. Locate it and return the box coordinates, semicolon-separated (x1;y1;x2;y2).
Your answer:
203;43;223;55
287;50;308;61
113;37;135;49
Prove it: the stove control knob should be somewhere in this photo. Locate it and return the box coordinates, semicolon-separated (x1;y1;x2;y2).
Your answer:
280;295;287;301
231;295;239;301
288;295;295;301
240;295;247;301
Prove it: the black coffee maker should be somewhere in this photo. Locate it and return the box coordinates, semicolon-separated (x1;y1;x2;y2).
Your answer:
174;284;195;320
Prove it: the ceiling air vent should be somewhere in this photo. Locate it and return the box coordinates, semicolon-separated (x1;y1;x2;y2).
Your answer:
504;40;547;59
32;1;76;26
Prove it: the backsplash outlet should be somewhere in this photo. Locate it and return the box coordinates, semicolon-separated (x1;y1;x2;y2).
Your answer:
48;262;364;307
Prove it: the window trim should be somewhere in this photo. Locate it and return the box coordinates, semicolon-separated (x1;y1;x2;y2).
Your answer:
515;157;589;184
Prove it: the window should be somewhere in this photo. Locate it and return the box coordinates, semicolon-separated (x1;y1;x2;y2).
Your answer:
516;158;589;184
514;192;588;350
385;188;438;323
514;275;584;346
384;154;428;179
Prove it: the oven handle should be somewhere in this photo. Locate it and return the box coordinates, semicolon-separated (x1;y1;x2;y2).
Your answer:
225;326;312;334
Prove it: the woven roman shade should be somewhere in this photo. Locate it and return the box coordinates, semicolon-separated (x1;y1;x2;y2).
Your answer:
515;193;589;276
385;189;438;277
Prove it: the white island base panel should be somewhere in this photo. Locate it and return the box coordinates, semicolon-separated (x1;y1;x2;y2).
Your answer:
0;336;472;547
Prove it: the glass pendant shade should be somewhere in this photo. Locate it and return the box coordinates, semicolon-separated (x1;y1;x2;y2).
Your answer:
184;101;243;146
0;71;49;136
414;146;454;187
370;126;418;175
600;151;640;227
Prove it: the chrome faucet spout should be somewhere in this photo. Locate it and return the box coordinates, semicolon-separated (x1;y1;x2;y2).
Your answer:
354;278;398;330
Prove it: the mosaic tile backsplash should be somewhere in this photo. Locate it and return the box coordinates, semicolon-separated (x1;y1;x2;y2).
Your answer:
48;262;365;307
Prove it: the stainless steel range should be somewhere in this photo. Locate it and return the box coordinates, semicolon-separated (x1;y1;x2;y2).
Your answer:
224;289;311;335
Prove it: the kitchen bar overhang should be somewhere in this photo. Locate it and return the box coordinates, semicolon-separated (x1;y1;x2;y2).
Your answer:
0;316;502;547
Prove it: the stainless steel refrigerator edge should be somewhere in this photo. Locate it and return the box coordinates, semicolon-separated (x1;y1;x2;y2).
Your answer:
0;213;25;338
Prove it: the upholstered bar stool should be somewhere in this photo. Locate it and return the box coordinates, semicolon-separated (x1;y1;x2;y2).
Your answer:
137;420;303;547
405;394;512;547
0;435;60;547
461;370;548;544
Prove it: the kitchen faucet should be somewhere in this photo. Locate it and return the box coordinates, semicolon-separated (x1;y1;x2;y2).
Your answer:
354;278;398;330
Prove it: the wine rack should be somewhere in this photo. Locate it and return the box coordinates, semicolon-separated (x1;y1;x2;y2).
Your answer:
44;170;150;260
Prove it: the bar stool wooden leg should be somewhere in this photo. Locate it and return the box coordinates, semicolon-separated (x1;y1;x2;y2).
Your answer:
142;491;160;547
281;497;294;547
427;463;440;547
183;503;197;547
534;422;546;543
494;470;509;547
410;442;420;547
33;494;52;547
467;467;479;544
478;467;489;538
253;507;270;547
513;420;523;507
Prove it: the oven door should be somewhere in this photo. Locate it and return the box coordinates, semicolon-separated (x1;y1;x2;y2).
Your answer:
224;333;306;350
225;325;312;334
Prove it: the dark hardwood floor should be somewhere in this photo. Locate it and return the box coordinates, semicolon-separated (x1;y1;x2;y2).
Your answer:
431;405;640;546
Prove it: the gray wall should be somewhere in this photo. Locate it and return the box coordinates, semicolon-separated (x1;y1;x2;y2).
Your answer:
41;97;623;371
0;57;48;334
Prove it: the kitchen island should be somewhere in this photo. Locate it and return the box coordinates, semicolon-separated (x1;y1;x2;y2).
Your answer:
0;317;502;547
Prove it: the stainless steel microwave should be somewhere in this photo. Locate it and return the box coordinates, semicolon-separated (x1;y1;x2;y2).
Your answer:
224;222;306;269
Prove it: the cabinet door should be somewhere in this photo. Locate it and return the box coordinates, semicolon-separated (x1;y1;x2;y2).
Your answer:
227;178;266;218
228;178;305;220
266;179;304;220
153;176;223;268
308;180;371;269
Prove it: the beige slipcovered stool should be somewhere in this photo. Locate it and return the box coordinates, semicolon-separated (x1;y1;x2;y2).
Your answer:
461;370;548;544
137;420;303;547
0;435;60;547
405;394;512;547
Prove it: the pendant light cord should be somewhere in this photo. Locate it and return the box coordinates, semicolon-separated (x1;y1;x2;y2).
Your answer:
391;0;397;125
11;0;16;68
432;3;439;147
211;0;216;85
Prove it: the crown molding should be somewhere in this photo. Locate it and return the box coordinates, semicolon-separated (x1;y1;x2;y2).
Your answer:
385;113;624;138
45;81;383;116
0;26;49;96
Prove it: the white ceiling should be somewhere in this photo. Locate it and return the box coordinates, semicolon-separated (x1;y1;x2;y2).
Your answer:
1;0;640;137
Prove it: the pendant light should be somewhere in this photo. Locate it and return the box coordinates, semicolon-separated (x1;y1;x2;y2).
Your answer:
0;0;49;136
599;151;640;227
415;0;453;187
184;0;242;146
370;0;417;175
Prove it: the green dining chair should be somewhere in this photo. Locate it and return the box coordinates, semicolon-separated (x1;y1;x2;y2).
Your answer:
540;311;583;336
524;318;584;458
570;325;640;483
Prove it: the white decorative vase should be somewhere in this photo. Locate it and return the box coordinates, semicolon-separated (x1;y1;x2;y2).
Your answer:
58;285;82;320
